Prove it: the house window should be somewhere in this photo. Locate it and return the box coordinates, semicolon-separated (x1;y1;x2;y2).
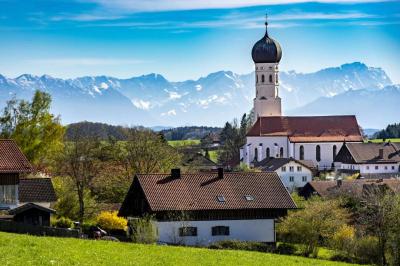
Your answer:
289;166;294;172
289;176;294;182
179;227;197;237
366;166;370;170
280;147;284;158
269;75;273;83
300;145;304;160
266;148;270;159
0;185;17;205
385;166;388;170
302;176;307;182
316;145;321;162
297;166;302;172
281;166;286;172
333;145;337;160
212;226;230;236
375;166;379;170
261;75;265;83
392;166;395;170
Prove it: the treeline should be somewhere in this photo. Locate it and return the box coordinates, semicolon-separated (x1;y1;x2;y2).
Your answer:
160;126;222;141
373;123;400;139
65;122;131;141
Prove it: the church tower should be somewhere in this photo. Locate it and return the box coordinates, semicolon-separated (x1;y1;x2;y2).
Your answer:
251;16;282;119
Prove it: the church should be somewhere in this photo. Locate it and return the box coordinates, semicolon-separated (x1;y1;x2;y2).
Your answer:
241;18;363;170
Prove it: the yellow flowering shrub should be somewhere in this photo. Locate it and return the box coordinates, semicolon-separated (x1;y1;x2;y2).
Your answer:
96;211;127;231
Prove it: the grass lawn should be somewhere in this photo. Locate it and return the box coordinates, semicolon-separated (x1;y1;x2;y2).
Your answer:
208;150;218;163
168;139;200;147
0;232;359;266
366;138;400;143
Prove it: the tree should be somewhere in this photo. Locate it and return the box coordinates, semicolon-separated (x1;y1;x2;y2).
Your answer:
0;91;64;167
278;198;350;257
56;128;102;223
123;128;181;174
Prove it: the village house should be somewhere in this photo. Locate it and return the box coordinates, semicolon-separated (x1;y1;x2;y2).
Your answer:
0;139;57;226
119;168;296;246
334;142;400;178
254;158;314;191
300;178;400;199
240;17;363;170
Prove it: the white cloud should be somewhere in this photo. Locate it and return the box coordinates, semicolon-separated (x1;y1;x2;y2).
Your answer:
132;99;151;110
27;58;147;66
161;109;177;116
51;14;125;22
83;0;387;12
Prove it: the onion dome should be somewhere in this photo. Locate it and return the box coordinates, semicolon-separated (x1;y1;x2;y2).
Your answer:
251;17;282;64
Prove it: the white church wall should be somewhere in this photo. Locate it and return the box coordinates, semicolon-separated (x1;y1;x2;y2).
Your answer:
245;136;289;163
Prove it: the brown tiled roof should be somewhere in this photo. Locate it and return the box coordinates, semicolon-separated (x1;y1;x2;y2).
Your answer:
344;142;400;163
247;116;363;143
136;172;296;212
254;157;315;171
0;139;33;173
8;203;55;215
308;179;400;198
19;178;57;203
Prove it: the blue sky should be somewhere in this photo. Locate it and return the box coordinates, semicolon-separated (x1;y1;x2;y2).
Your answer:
0;0;399;82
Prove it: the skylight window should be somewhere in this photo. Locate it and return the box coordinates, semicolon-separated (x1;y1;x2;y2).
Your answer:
245;195;255;201
217;196;226;202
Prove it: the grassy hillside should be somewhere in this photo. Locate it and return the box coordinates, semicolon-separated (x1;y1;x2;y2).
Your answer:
168;139;200;147
0;232;358;266
367;138;400;143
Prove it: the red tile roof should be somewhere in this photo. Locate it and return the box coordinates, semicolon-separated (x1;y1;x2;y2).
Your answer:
19;178;57;203
0;140;33;173
135;172;296;212
247;116;363;143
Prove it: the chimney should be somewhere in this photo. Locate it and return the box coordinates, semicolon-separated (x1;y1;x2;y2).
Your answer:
337;178;343;187
171;168;181;179
379;148;384;159
218;167;224;179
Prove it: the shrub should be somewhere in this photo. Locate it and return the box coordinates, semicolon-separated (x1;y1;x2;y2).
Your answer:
52;217;73;228
209;240;275;253
329;225;355;255
276;243;296;255
128;216;158;244
96;211;127;232
353;236;380;265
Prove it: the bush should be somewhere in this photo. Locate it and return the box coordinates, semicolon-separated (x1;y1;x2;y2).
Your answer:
276;243;296;255
209;240;275;253
353;236;380;265
128;216;158;244
52;217;73;228
96;211;127;232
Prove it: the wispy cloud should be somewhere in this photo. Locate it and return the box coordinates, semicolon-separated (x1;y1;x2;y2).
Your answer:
81;0;389;12
51;14;125;22
27;58;148;66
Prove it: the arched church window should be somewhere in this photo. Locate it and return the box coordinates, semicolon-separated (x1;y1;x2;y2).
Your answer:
254;148;258;162
316;145;321;162
280;147;284;158
266;148;270;159
276;73;278;83
261;75;265;83
300;145;304;160
333;145;337;160
256;75;258;84
269;75;273;83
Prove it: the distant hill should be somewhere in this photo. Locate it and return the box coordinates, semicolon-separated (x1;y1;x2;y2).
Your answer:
160;126;222;141
0;62;394;128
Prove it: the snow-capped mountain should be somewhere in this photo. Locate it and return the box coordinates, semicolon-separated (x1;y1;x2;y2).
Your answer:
0;62;396;128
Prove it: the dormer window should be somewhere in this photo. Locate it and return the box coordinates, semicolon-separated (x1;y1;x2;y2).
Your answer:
244;195;255;201
217;196;225;202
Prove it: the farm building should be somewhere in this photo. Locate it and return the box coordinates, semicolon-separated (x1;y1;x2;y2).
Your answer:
119;168;296;246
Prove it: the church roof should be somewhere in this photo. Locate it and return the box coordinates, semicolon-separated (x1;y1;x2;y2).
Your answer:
247;115;363;143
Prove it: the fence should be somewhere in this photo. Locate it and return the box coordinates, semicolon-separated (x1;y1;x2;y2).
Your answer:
0;219;80;238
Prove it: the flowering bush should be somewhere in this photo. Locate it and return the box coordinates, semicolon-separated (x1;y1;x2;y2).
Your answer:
96;211;127;231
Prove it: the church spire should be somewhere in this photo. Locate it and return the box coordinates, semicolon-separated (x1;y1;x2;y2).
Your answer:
264;13;269;37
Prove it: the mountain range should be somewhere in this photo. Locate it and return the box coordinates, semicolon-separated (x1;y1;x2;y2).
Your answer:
0;62;397;129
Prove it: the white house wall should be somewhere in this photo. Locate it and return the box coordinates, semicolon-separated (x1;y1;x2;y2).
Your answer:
341;163;400;175
275;161;313;191
156;219;275;246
